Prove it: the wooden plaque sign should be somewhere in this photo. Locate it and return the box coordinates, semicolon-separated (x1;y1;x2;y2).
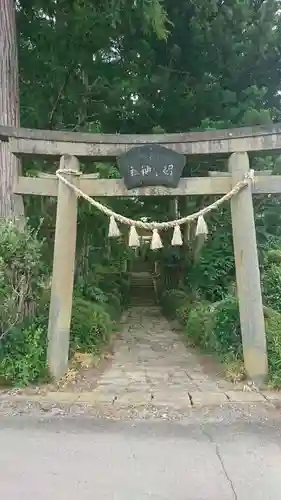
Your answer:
117;144;185;189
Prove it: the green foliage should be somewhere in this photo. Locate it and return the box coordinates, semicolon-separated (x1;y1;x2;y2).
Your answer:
70;297;113;354
0;220;49;386
189;225;235;301
77;267;130;309
18;0;169;132
184;303;214;349
211;296;242;356
0;220;122;387
0;219;47;340
261;243;281;313
105;293;122;319
184;295;281;387
0;319;48;386
262;264;281;313
184;296;242;359
176;299;193;327
266;249;281;265
264;307;281;387
160;289;189;319
76;283;108;304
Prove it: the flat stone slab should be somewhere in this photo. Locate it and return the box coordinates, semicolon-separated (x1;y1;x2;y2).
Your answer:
190;391;228;407
226;390;266;403
261;391;281;405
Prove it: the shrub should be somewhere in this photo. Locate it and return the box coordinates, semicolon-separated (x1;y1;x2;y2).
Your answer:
176;301;192;326
77;269;130;308
70;297;113;354
160;289;189;319
81;285;108;304
188;226;235;301
0;318;48;386
185;303;214;348
191;296;281;387
176;295;197;327
105;293;122;320
262;264;281;313
0;296;116;387
185;296;242;359
212;296;242;357
264;307;281;387
75;280;123;321
265;248;281;265
0;221;119;387
0;220;47;336
0;220;50;386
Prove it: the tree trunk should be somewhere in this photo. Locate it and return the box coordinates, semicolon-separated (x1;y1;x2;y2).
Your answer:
0;0;24;220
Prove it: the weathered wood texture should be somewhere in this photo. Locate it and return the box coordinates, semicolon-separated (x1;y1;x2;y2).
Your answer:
0;122;279;158
47;155;80;380
1;122;281;143
208;170;272;177
0;1;24;219
14;174;281;197
229;152;268;383
9;135;281;158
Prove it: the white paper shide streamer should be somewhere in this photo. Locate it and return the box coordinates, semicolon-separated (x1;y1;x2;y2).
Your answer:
195;215;208;237
171;224;183;246
108;216;121;238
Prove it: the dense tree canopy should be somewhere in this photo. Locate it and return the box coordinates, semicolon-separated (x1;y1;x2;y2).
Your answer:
17;0;281;134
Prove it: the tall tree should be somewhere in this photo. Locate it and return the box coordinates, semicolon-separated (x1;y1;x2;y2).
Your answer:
0;0;24;219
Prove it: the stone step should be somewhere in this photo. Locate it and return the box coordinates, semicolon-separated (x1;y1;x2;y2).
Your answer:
129;271;157;305
130;297;157;307
129;289;157;305
130;285;155;294
130;286;154;293
130;280;154;285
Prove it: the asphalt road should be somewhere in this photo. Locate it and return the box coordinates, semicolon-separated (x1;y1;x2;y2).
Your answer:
1;409;281;500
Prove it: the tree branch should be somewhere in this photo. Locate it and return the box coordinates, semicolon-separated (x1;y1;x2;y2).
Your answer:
48;65;74;129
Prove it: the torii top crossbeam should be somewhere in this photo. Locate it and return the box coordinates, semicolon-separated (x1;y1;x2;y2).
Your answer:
1;122;281;158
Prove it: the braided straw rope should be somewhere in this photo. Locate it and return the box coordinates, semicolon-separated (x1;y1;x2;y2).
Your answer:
56;169;255;230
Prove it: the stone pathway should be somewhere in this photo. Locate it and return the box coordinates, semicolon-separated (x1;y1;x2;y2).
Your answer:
91;307;242;408
1;306;278;417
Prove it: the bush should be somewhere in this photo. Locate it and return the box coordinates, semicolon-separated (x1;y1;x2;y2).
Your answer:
0;296;116;387
176;300;193;326
70;297;113;354
185;295;281;387
212;296;242;357
264;307;281;387
0;318;48;386
188;226;235;301
0;221;120;387
160;289;189;319
185;296;242;358
265;249;281;265
77;269;130;308
185;303;214;348
75;280;123;321
0;220;50;386
0;220;47;336
105;293;122;320
262;264;281;313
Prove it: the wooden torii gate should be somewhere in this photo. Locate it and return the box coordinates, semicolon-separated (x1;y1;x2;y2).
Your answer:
2;123;281;384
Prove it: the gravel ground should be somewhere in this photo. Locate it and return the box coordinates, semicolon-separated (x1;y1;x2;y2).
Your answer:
0;395;278;423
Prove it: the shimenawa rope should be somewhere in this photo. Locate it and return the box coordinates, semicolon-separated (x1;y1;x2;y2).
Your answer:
55;168;255;249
